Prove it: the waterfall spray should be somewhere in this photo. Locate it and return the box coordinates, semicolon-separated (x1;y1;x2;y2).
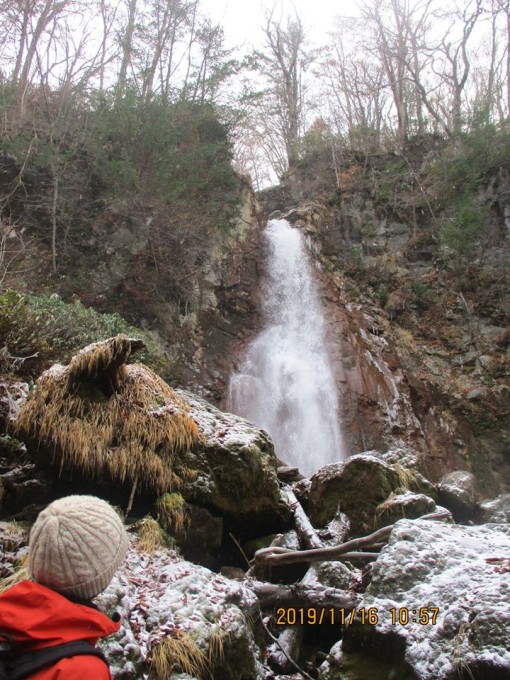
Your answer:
228;219;344;477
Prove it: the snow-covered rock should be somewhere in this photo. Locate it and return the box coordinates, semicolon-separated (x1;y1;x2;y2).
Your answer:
97;541;263;679
479;493;510;524
438;470;477;520
374;491;437;527
176;390;289;532
343;519;510;679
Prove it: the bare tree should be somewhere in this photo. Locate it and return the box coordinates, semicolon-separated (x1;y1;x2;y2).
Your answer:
321;17;390;149
489;0;510;120
140;0;189;101
14;0;72;113
434;0;483;134
361;0;437;144
254;11;312;171
117;0;138;96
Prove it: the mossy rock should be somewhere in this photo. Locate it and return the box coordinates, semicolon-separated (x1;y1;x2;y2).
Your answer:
176;390;290;535
308;454;404;534
12;337;289;537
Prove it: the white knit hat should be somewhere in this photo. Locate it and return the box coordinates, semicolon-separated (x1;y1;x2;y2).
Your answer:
29;495;129;600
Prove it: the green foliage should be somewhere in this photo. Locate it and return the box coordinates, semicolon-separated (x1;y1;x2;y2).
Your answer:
348;124;380;153
432;123;510;260
90;96;237;211
432;123;510;197
439;197;488;258
410;281;435;308
0;290;167;378
299;118;333;160
345;246;366;275
0;84;239;250
371;156;409;204
378;287;389;307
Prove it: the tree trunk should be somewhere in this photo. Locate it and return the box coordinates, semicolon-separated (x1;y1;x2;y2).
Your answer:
118;0;137;97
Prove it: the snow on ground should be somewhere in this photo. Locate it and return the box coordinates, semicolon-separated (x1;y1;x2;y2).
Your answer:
97;538;263;679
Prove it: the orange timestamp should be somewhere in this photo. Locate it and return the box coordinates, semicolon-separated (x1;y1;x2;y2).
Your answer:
275;606;439;626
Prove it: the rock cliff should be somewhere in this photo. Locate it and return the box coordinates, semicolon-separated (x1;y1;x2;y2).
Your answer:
254;139;510;497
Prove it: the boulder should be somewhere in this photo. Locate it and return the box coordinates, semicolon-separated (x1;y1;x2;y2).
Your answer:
343;519;510;680
308;453;430;534
362;448;438;500
374;491;437;527
0;436;52;519
12;336;287;535
438;470;477;521
13;336;200;497
175;504;223;568
174;390;286;531
97;540;263;679
311;561;360;592
478;493;510;524
319;640;416;680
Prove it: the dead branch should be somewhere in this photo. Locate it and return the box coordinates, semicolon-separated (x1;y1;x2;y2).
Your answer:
266;487;325;671
247;579;360;611
253;510;451;568
257;611;314;680
283;486;323;550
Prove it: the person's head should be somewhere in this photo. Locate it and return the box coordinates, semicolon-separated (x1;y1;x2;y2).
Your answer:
29;495;129;600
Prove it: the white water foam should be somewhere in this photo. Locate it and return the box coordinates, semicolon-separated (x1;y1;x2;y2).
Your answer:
227;219;344;477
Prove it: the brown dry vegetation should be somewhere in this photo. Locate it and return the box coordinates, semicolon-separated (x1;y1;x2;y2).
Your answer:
13;335;199;495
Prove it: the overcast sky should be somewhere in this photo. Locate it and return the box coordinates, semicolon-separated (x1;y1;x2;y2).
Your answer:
200;0;361;50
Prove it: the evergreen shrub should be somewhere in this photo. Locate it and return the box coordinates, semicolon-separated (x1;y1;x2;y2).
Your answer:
0;291;167;378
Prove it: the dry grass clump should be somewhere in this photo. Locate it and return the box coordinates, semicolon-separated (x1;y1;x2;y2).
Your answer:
393;463;419;490
14;335;199;495
135;516;169;553
375;491;400;522
150;630;209;679
149;627;227;680
207;625;226;667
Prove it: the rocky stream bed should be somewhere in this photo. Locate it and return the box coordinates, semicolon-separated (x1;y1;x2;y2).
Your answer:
1;337;510;680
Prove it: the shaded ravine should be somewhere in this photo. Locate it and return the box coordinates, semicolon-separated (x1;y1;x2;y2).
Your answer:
228;218;344;477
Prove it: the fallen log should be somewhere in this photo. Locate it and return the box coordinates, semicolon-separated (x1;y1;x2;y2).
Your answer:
266;487;324;671
253;509;451;568
248;579;360;611
283;486;324;550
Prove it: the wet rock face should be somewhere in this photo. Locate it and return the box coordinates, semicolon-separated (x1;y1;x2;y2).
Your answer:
259;183;509;496
344;520;510;680
170;183;265;405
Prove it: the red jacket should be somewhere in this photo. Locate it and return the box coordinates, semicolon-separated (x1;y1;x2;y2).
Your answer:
0;580;119;679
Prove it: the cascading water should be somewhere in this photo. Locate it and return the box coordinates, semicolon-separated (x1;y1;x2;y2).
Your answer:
228;218;344;477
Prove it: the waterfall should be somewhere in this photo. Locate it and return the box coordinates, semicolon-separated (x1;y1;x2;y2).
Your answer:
228;218;344;477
